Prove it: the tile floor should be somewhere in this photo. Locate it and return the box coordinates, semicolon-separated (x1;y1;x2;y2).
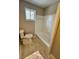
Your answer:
19;34;53;59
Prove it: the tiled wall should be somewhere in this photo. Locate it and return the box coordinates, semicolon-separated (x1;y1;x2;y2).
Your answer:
35;14;56;47
35;15;44;33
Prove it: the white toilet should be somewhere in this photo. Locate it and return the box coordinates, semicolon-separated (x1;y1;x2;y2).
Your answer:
20;29;33;45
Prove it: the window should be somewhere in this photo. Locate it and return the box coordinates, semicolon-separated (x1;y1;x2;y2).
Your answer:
25;8;36;21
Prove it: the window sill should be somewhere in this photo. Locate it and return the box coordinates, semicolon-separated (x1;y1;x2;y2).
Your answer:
26;20;35;22
26;19;35;22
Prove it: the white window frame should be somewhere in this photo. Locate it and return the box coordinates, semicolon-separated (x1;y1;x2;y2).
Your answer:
25;8;36;21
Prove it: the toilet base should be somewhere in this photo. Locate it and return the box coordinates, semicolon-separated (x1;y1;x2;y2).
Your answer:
22;38;32;46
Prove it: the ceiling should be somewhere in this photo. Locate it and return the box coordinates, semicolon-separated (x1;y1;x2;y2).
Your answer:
25;0;59;8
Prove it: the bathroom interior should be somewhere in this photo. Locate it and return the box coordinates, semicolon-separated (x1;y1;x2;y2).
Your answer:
19;0;60;59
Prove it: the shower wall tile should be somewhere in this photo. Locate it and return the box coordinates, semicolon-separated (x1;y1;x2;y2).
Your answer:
35;15;44;33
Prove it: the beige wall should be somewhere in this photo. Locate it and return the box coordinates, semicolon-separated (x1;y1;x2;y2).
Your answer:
19;0;44;33
19;0;25;31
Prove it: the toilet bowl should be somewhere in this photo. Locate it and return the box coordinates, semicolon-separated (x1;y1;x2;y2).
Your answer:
25;34;33;38
23;34;33;45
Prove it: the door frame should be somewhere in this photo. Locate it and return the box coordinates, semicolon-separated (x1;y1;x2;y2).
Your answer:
49;3;60;53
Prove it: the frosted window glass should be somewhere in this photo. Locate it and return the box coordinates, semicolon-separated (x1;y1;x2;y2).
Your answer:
25;9;30;19
31;11;35;20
